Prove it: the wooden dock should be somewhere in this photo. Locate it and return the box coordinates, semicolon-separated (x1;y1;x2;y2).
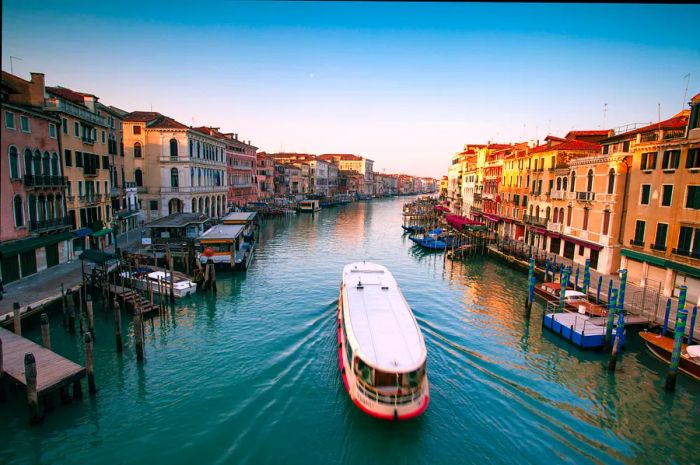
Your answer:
106;284;161;315
0;326;85;400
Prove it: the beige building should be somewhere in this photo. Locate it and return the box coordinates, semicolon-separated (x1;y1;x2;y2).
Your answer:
609;99;700;304
122;112;228;222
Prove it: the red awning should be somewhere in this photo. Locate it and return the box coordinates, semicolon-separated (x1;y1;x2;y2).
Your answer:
434;205;450;212
562;235;604;251
546;231;561;238
482;213;501;222
446;214;485;228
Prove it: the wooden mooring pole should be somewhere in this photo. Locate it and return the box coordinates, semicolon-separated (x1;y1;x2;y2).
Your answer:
665;286;688;391
40;313;51;349
113;298;123;353
86;294;95;340
84;332;96;394
13;302;21;336
24;353;41;423
134;309;145;362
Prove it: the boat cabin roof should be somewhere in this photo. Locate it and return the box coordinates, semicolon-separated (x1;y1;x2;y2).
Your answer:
222;211;257;224
564;290;587;299
146;212;210;229
343;262;426;373
198;224;244;243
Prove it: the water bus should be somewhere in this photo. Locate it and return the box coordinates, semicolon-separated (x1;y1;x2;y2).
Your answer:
196;212;258;270
338;262;429;420
639;330;700;381
298;200;321;213
119;267;197;298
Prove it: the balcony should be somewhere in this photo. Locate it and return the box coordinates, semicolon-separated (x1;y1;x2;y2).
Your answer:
547;222;563;233
29;216;72;232
23;174;68;188
672;248;700;259
523;214;548;228
79;194;103;205
44;98;109;127
82;136;96;145
650;243;667;252
473;193;482;201
160;185;228;194
629;239;645;247
576;191;595;202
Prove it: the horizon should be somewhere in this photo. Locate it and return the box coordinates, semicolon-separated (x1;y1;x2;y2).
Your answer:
2;1;699;178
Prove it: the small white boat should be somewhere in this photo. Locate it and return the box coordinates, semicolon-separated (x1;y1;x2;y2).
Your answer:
119;269;197;298
338;261;429;420
298;200;320;212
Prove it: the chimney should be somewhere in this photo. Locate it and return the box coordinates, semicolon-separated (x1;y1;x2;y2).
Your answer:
83;95;96;112
235;133;238;140
28;72;45;108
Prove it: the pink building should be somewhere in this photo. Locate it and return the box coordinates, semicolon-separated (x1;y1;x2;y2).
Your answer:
256;152;275;199
1;71;72;283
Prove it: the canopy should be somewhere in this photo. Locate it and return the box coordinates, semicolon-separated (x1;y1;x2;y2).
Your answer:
445;214;485;229
73;227;93;238
91;228;113;237
0;231;73;256
434;205;450;212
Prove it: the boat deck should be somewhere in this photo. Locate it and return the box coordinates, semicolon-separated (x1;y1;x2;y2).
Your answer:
0;327;85;396
543;312;622;349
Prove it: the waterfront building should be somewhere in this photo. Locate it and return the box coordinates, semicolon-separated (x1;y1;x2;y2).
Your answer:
318;154;374;196
439;175;448;199
256;152;275;199
339;170;364;196
611;100;700;303
383;174;399;196
1;71;72;283
497;142;531;241
121;112;228;222
45;83;115;251
273;162;288;196
219;132;258;208
327;161;339;196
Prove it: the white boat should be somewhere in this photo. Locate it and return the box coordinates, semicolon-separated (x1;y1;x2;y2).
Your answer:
298;200;320;212
196;211;258;270
119;269;197;298
338;261;429;420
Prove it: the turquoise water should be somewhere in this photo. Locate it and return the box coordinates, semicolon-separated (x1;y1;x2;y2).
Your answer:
2;198;699;465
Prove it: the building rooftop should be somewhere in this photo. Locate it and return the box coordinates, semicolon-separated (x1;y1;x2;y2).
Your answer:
46;86;97;107
601;111;690;142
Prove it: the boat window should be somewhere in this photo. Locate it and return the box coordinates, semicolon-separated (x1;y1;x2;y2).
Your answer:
374;369;399;388
405;363;426;387
355;358;373;385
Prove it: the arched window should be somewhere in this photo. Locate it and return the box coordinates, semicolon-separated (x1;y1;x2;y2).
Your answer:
586;169;594;192
38;194;46;221
563;177;568;191
169;138;178;158
28;194;37;223
559;209;564;224
566;205;572;226
134;142;142;158
55;194;63;217
535;205;540;218
553;207;558;223
198;168;202;186
51;152;60;176
8;146;19;179
607;168;615;194
556;177;561;190
47;194;55;220
189;140;193;158
135;169;143;187
197;141;201;158
171;168;179;187
13;195;24;227
192;198;197;212
570;171;576;192
190;167;195;186
24;148;32;175
545;206;551;221
602;209;611;235
33;150;41;175
42;151;50;175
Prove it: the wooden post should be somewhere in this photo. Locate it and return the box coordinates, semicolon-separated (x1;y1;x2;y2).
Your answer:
40;313;51;349
210;259;217;295
666;286;688;391
169;257;175;304
113;298;123;353
24;353;41;423
84;332;96;394
86;294;95;340
134;308;145;362
604;289;618;350
13;302;21;336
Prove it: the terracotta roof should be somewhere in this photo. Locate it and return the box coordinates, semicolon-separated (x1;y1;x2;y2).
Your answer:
46;86;95;107
603;112;689;141
691;92;700;103
270;152;317;161
148;115;189;130
123;111;162;122
487;143;512;150
529;139;601;154
545;135;566;142
318;154;363;161
565;130;609;138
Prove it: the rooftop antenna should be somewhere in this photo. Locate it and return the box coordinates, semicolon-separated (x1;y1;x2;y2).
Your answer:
682;73;691;110
658;102;661;126
603;103;608;129
9;56;22;74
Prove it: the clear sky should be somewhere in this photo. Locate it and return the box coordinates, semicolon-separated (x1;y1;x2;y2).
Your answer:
3;1;699;178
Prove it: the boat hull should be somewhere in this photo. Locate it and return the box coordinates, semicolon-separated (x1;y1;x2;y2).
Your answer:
639;331;700;381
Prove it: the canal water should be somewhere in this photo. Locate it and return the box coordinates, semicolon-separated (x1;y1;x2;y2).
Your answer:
1;198;699;465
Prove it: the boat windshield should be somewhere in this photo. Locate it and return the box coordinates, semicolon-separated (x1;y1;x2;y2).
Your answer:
355;358;426;389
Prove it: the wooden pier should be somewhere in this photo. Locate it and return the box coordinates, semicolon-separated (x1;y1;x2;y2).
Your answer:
0;326;86;419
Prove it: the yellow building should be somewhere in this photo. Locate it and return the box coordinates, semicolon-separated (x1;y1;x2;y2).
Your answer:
611;97;700;304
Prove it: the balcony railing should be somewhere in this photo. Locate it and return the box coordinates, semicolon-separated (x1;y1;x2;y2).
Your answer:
650;243;667;252
79;194;103;204
547;223;563;233
160;185;228;194
523;214;548;228
576;191;595;201
44;98;109;127
82;136;96;145
672;248;700;259
23;174;68;188
629;239;645;247
29;216;72;232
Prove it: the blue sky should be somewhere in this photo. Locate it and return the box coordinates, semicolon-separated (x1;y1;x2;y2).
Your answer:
3;1;700;177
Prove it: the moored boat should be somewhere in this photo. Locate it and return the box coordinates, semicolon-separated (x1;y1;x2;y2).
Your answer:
298;200;321;212
535;282;608;317
119;267;197;298
639;330;700;381
338;262;429;420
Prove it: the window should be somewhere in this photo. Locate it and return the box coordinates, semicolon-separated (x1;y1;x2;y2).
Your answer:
523;195;528;207
661;185;673;207
20;116;30;132
51;153;59;175
662;150;680;170
74;121;80;136
8;146;19;179
607;169;615;194
76;151;83;168
49;123;57;139
654;223;668;251
567;205;572;227
602;210;611;235
622;141;630;152
13;195;24;227
135;169;143;187
42;152;50;175
24;148;32;175
570;171;576;192
640;184;651;205
170;138;179;158
67;181;72;197
102;155;109;170
134;142;142;158
641;152;657;170
171;168;179;187
149;200;158;211
64;149;72;167
133;125;141;135
675;226;700;257
578;245;585;256
5;111;15;129
78;181;83;196
632;220;646;246
687;148;700;169
687;186;700;209
62;118;68;134
582;208;590;230
586;169;594;192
